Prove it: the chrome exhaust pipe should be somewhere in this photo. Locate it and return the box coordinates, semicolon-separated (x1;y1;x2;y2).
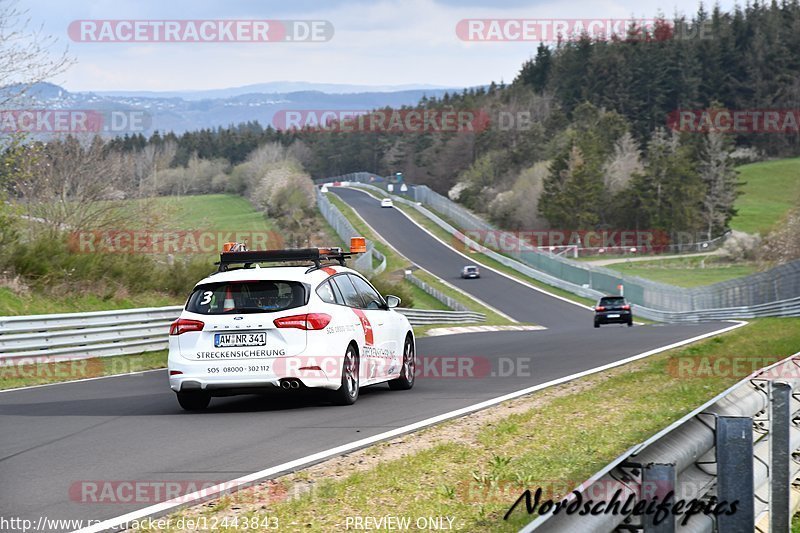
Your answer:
281;380;291;389
290;380;300;389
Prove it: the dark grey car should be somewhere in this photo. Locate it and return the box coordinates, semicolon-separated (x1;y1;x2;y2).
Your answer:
594;296;633;327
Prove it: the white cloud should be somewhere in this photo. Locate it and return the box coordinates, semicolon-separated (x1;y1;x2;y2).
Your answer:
19;0;738;92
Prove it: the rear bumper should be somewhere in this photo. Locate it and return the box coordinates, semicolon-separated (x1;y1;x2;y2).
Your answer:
594;311;632;324
168;354;344;393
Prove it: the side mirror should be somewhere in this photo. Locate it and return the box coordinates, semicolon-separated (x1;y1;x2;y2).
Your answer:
386;295;401;308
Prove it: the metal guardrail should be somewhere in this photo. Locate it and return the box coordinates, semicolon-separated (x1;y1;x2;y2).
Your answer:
372;247;387;277
397;308;485;325
521;351;800;532
404;271;473;312
343;182;800;322
0;306;182;362
326;173;800;317
0;306;485;363
317;187;387;276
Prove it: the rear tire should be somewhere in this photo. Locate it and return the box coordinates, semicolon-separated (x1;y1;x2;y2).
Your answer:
389;335;415;391
594;321;600;328
330;344;359;405
177;391;210;411
627;320;634;327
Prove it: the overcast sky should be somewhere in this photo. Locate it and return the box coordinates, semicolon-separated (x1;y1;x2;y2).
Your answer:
22;0;736;92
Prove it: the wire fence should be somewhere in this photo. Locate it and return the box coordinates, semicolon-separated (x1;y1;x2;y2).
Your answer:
408;183;800;313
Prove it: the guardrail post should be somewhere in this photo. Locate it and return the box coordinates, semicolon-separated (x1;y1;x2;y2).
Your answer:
770;381;792;532
642;463;675;533
716;416;754;532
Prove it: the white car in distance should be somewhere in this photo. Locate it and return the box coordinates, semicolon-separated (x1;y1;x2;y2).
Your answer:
168;238;415;410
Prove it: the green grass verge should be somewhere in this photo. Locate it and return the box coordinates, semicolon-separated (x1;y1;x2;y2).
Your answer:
412;270;513;325
327;194;407;275
732;157;800;234
605;256;759;287
2;194;281;316
0;350;167;390
157;318;800;532
0;288;180;316
124;194;278;231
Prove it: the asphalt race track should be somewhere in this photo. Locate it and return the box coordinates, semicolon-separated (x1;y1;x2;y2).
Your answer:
331;187;584;329
0;187;737;531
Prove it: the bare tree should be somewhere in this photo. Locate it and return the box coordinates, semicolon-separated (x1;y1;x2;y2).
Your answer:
135;141;177;196
699;132;738;239
0;0;71;108
13;137;162;235
602;132;643;194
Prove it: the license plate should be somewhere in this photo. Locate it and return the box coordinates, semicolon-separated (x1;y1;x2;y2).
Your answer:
214;332;266;348
607;314;620;318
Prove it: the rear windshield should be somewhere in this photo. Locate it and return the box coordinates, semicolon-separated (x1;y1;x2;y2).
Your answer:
599;297;626;305
465;266;478;272
186;281;307;314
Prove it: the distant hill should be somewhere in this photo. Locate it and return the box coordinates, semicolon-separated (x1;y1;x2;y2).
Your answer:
94;81;458;100
0;82;462;135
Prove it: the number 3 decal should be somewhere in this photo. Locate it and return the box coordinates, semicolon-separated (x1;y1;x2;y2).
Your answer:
200;291;213;305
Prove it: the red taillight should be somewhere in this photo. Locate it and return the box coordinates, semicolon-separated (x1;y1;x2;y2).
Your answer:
622;305;631;310
170;318;205;335
595;306;605;312
169;370;183;375
273;313;332;330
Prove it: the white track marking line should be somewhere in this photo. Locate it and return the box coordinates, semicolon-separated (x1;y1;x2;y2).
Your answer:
74;320;748;533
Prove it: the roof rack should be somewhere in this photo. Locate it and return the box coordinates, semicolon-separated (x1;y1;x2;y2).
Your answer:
215;247;352;272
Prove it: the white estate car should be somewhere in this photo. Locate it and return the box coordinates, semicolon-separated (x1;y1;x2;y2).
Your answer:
168;239;415;410
380;198;394;208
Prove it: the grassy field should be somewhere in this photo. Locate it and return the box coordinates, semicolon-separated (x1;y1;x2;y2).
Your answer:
1;194;313;316
605;256;759;287
153;318;800;532
732;157;800;234
0;288;180;316
123;194;278;231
